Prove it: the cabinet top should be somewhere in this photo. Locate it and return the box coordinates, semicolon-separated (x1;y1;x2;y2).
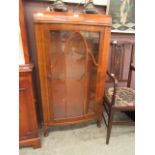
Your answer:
33;11;112;26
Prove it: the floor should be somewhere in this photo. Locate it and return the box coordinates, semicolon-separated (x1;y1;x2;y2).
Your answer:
19;112;135;155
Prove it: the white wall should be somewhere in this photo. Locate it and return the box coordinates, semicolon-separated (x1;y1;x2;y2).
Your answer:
19;27;25;65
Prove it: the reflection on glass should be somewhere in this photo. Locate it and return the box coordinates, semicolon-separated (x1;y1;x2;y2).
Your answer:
49;30;99;119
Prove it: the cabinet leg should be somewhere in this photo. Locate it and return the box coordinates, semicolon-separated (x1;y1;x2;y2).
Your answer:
32;139;41;149
20;137;41;149
43;125;49;137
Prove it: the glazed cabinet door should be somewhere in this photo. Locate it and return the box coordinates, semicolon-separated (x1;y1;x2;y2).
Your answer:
45;30;100;120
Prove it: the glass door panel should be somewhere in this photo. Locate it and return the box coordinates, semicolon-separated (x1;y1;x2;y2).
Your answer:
48;30;99;120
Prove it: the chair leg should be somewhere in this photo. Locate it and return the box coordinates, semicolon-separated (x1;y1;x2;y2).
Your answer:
102;103;108;127
106;109;114;144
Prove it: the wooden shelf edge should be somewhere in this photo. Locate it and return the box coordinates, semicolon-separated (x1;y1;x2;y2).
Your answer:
19;64;34;73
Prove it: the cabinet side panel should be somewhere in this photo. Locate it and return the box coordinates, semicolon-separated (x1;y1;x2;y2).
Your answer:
34;24;50;124
19;73;38;140
96;27;111;110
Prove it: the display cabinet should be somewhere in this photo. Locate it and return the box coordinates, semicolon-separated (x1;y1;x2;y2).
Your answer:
34;12;111;136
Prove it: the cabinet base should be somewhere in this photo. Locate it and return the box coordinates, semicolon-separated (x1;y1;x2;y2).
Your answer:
43;114;102;137
19;137;41;149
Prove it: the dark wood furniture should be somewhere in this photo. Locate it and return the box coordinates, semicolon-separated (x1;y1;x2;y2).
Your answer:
34;12;112;136
19;0;41;149
102;42;135;144
19;64;41;148
107;40;135;87
19;0;29;64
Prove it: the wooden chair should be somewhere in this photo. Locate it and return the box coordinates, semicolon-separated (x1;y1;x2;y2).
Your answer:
102;42;135;144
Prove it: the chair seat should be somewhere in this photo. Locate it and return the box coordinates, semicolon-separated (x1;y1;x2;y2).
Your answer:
105;87;135;107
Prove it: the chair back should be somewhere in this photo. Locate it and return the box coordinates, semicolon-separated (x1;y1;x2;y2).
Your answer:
107;40;135;88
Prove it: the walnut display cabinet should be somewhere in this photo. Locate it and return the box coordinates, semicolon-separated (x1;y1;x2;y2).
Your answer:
34;12;112;136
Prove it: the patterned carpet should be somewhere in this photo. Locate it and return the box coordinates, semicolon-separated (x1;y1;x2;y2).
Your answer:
20;112;135;155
